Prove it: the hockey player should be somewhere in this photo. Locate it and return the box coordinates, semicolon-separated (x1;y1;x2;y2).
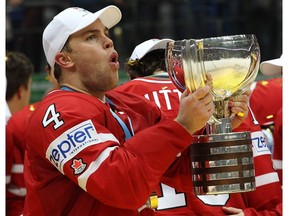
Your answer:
6;64;58;216
5;51;34;216
114;39;282;215
250;56;283;185
23;6;249;216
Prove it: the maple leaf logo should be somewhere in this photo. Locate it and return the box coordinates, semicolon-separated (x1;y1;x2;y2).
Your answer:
71;158;87;175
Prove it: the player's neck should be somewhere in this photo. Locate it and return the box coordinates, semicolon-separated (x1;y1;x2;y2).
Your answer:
59;83;105;101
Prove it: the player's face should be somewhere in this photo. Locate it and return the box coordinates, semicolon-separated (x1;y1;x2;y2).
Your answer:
66;19;119;96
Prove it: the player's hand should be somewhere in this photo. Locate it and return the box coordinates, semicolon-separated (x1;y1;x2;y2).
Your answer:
229;89;251;129
222;206;244;216
175;84;214;134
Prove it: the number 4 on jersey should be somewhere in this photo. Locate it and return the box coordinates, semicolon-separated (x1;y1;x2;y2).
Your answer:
42;104;64;129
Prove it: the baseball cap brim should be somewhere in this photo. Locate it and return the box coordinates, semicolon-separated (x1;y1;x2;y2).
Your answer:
130;38;174;60
260;55;282;76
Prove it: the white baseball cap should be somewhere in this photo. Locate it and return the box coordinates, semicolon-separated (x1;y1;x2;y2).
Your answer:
43;5;122;67
130;38;174;60
260;55;283;76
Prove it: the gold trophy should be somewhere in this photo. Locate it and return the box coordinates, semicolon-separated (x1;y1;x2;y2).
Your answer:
166;34;260;195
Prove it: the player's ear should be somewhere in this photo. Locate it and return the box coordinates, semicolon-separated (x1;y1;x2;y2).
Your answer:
55;52;74;68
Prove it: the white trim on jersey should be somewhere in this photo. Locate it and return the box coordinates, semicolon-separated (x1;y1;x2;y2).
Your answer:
78;146;118;191
133;78;173;84
12;164;24;173
8;187;27;196
256;172;279;187
272;159;282;169
6;175;11;184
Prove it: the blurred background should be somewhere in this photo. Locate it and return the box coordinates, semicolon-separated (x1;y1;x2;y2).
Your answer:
6;0;282;103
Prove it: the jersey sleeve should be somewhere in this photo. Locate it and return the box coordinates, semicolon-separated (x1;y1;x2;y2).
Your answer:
26;91;193;209
272;108;282;185
233;111;282;214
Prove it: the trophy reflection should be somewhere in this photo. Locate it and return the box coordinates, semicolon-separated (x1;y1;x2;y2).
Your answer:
166;35;260;195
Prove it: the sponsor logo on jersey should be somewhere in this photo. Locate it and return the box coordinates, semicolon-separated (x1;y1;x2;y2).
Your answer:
251;131;271;157
46;120;100;172
71;158;87;175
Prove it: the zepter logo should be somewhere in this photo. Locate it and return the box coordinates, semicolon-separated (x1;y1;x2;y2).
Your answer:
46;120;101;173
251;130;271;156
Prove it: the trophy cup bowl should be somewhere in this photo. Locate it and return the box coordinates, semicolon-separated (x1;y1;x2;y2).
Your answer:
165;34;260;195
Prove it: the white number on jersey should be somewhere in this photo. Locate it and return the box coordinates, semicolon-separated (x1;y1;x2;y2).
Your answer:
157;183;230;210
42;104;64;129
196;194;229;206
157;183;186;210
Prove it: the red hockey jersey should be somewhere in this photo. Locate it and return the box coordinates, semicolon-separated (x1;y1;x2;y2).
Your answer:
115;73;181;120
250;77;282;185
115;75;282;215
23;89;194;216
250;78;282;126
152;112;282;215
272;108;282;185
6;103;40;216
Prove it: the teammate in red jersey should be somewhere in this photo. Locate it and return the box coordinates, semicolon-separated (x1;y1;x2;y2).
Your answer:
250;56;283;185
6;103;39;216
114;39;282;215
6;64;57;216
273;107;282;185
5;51;34;216
23;6;249;216
121;38;181;119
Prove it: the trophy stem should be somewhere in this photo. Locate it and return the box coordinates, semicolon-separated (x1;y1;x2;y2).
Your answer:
206;99;232;133
206;117;232;134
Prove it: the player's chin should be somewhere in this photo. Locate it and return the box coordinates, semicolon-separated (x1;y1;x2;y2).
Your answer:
109;61;120;71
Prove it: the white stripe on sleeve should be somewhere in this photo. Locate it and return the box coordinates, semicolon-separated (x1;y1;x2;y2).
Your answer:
256;172;279;187
78;146;118;191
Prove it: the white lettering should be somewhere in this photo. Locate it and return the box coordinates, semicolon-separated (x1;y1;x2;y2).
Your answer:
46;120;119;173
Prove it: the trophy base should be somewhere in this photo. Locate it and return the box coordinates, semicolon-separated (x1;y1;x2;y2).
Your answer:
190;131;255;195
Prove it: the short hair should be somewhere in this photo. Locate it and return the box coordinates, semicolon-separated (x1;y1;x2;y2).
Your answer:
125;49;167;80
6;51;34;100
53;63;62;81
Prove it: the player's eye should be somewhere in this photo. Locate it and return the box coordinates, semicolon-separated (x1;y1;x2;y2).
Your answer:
87;34;97;40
